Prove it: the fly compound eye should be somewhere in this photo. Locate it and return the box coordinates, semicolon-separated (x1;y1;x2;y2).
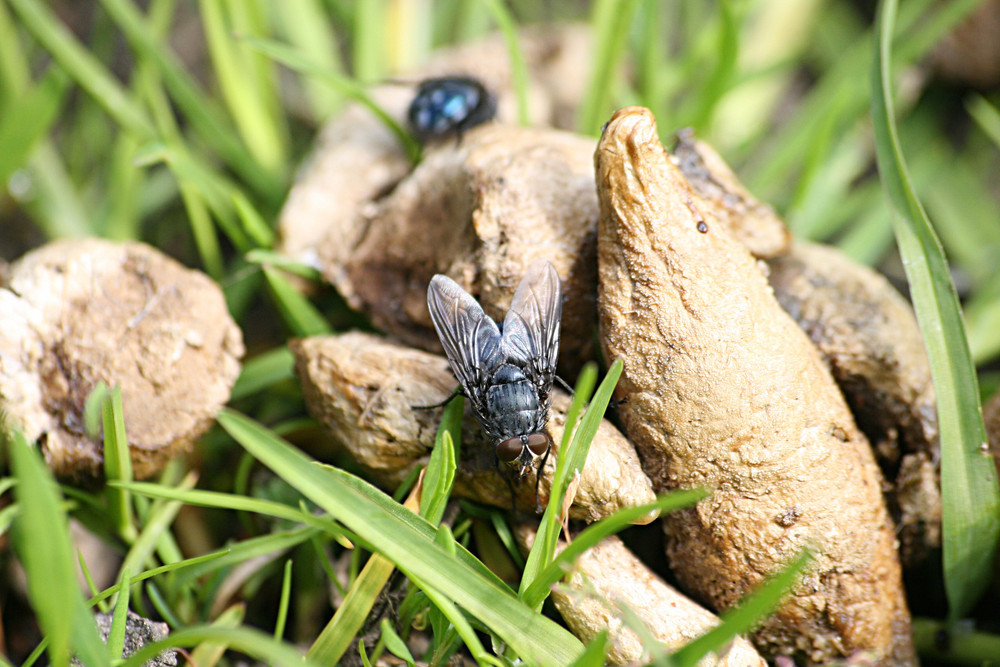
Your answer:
526;433;550;456
497;437;524;463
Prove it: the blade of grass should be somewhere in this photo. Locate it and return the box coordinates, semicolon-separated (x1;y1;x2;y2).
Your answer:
579;0;639;135
262;266;333;336
87;550;230;607
103;386;137;542
380;619;416;667
965;286;1000;365
274;560;293;642
232;191;276;248
199;0;288;173
7;0;154;136
120;626;323;667
871;0;1000;621
133;142;253;253
115;482;350;545
240;35;419;163
244;250;323;281
0;65;68;186
118;472;197;596
670;550;812;667
352;0;385;82
569;631;610;667
680;0;738;132
187;603;245;667
520;361;620;603
8;430;110;667
748;0;981;201
107;566;130;660
308;486;422;665
520;490;707;609
912;617;1000;663
231;347;297;401
272;0;343;119
420;396;463;524
218;410;583;666
481;0;530;125
967;94;1000;149
98;0;281;200
0;1;92;239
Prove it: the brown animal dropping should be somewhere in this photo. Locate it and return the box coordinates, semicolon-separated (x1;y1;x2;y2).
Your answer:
595;107;914;665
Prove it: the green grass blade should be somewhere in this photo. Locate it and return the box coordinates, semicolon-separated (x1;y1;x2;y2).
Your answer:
199;0;288;173
231;347;296;400
409;569;499;667
87;550;230;607
118;472;196;595
670;550;812;667
187;604;245;667
232;190;276;248
519;362;596;600
420;396;463;524
115;482;351;545
8;430;110;667
967;94;1000;150
168;529;317;588
244;250;323;281
119;626;322;667
683;0;737;131
871;0;1000;621
274;560;293;641
0;65;68;186
102;386;136;542
380;618;416;666
912;617;1000;663
134;141;253;253
98;0;280;200
481;0;529;125
271;0;343;119
569;631;610;667
966;288;1000;365
578;0;639;135
241;35;420;163
107;566;130;660
352;0;385;82
308;552;396;664
262;266;333;337
7;0;154;138
521;361;620;603
520;490;707;608
217;410;583;666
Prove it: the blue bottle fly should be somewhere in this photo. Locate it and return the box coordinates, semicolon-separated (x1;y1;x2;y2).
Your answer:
407;76;497;142
425;260;562;509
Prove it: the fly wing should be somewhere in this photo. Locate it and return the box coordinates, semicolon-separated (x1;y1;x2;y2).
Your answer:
427;274;503;399
501;260;561;381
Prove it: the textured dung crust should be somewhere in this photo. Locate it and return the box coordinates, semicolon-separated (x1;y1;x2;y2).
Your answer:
0;239;243;479
672;129;790;259
515;526;766;666
768;240;941;565
595;107;914;665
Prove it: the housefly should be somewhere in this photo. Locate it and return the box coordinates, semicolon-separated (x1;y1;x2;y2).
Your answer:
426;260;561;508
407;76;497;142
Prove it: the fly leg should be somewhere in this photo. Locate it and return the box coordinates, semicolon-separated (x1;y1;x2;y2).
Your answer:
555;375;574;395
493;451;519;513
412;385;463;410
